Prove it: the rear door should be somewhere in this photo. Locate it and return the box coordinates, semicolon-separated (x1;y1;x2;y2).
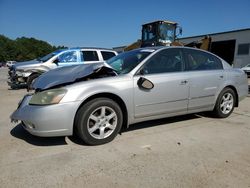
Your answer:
183;48;225;112
133;48;189;119
80;50;100;64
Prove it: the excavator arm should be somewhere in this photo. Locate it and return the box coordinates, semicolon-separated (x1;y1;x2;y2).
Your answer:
124;40;142;51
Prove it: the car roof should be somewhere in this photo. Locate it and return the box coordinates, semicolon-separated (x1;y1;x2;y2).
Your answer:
131;46;223;60
69;47;116;51
137;46;214;53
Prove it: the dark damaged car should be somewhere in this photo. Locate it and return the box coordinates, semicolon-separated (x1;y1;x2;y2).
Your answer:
11;47;248;145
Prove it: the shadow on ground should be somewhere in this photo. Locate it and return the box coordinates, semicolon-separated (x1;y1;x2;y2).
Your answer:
10;123;67;146
7;84;27;90
124;114;201;132
10;114;204;146
68;114;203;145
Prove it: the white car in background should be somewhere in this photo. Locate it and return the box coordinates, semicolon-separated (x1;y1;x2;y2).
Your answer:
8;48;117;89
241;64;250;76
6;61;16;67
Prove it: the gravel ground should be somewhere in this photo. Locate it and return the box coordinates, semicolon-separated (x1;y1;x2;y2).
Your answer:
0;67;250;188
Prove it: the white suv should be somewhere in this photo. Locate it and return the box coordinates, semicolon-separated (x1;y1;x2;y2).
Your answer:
8;48;118;89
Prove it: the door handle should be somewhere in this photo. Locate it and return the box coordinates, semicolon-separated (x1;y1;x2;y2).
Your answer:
219;75;224;79
180;80;188;85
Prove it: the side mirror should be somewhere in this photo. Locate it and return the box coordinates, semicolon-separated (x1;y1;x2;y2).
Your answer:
137;77;154;90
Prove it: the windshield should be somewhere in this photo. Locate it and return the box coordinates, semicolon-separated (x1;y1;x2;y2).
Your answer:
142;23;176;44
106;49;154;74
39;49;64;62
159;23;175;43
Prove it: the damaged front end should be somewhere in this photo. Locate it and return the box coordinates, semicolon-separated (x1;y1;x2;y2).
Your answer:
32;63;118;91
7;68;30;89
7;59;43;89
10;63;118;135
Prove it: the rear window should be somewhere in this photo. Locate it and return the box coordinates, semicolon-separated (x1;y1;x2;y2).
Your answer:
81;51;99;61
101;51;116;60
184;49;223;71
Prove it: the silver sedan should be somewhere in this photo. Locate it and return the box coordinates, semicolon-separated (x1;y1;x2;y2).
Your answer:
11;47;248;145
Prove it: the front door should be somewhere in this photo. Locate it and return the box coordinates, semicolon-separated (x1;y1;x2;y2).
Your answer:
57;50;80;67
133;48;189;119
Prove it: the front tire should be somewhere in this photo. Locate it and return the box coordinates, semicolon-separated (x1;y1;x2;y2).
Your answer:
27;73;40;91
213;88;236;118
75;98;123;145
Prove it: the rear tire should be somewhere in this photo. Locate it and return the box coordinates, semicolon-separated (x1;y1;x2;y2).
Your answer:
75;98;123;145
213;88;236;118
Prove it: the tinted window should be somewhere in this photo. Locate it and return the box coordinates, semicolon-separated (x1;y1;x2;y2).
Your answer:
81;51;99;61
101;51;116;60
184;49;223;71
58;51;77;63
141;48;184;74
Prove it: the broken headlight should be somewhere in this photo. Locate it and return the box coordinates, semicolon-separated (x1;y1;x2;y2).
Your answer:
29;88;67;105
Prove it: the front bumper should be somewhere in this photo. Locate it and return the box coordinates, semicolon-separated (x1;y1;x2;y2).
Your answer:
10;95;81;137
7;70;31;87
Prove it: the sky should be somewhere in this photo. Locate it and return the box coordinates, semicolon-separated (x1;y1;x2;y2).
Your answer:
0;0;250;48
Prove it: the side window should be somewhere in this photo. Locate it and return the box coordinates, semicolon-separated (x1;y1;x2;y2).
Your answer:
101;51;116;60
81;51;99;61
184;49;223;71
142;48;184;74
58;51;77;63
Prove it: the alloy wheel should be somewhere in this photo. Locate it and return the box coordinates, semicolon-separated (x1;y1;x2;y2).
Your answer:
220;93;234;114
87;106;118;139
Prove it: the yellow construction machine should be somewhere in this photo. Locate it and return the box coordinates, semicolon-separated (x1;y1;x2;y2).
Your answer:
124;20;211;51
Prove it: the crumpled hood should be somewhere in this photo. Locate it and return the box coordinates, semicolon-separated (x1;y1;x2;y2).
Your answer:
13;59;42;70
32;63;117;90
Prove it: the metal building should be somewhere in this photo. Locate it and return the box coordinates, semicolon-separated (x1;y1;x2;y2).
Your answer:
179;29;250;68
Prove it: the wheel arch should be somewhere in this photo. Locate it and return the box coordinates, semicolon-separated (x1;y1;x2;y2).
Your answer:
223;85;239;107
29;72;41;77
73;92;128;133
27;72;42;91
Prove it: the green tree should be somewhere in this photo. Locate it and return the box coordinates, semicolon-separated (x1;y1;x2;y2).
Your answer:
0;35;66;62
